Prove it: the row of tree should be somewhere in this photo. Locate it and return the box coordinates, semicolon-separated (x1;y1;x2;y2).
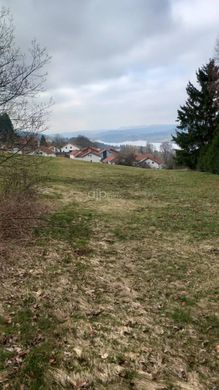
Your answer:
173;58;219;174
114;141;175;168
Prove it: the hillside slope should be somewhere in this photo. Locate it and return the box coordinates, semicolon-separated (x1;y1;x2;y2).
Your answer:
0;159;219;389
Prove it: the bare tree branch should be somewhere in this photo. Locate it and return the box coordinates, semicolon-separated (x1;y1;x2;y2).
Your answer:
0;7;52;165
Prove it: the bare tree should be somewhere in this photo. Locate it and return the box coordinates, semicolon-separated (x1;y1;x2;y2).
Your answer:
117;146;137;166
0;8;52;242
52;134;66;151
0;8;51;165
145;142;154;154
160;141;175;169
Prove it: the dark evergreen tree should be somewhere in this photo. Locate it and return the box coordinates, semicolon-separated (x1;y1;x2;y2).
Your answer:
40;134;47;146
0;113;15;144
198;130;219;174
173;60;219;169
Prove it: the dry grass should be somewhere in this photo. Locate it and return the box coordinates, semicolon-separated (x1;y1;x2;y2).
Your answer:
0;158;219;389
0;194;46;242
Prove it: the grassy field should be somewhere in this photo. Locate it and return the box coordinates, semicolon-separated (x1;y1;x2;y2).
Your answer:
0;158;219;389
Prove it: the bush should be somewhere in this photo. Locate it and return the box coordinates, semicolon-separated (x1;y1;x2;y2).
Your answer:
0;193;43;241
0;157;44;241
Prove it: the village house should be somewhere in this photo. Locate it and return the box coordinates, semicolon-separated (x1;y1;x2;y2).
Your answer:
48;145;59;153
100;148;118;159
135;153;163;169
70;146;101;162
61;143;79;153
101;148;119;164
32;146;56;157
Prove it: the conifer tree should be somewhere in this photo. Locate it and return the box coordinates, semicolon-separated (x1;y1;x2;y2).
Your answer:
40;134;47;146
173;60;219;169
0;113;15;145
198;130;219;174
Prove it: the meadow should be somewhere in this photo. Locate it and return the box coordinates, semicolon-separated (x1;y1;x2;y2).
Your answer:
0;158;219;389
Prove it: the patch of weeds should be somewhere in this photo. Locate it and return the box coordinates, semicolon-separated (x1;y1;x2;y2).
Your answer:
74;259;91;273
37;315;55;333
0;315;9;326
207;288;219;302
113;229;128;241
23;295;37;306
178;295;195;306
36;206;93;250
122;368;138;382
11;302;58;347
171;307;192;324
163;382;181;390
0;347;14;370
6;300;62;389
14;308;36;345
197;315;219;340
14;309;50;346
63;253;72;264
110;352;126;365
18;341;54;390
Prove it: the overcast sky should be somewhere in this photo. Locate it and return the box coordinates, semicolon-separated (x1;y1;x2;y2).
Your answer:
1;0;219;133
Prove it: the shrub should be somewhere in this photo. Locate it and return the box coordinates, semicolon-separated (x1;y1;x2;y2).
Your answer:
0;157;44;241
0;193;43;241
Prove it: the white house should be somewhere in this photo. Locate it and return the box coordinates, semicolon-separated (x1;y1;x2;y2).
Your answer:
32;147;56;157
135;154;163;169
100;148;119;160
61;143;79;153
77;152;101;162
70;147;101;162
70;150;81;159
140;158;162;169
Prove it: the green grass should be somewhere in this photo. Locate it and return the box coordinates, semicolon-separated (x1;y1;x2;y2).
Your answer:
171;307;192;324
0;157;219;389
36;206;93;252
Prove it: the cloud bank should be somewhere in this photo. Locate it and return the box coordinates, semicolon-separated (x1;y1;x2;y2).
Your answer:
1;0;218;132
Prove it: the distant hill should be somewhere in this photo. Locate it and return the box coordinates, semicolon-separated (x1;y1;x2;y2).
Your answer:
49;124;176;144
69;135;108;149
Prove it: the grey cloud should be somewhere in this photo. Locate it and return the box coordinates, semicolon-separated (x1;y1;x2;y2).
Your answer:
0;0;218;131
3;0;174;85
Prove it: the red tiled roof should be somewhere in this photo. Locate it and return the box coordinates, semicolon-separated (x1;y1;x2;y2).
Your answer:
70;149;81;157
81;146;100;153
71;147;101;158
80;151;100;158
102;155;118;163
135;154;163;165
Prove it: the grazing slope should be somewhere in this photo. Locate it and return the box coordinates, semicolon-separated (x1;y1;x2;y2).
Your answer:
0;159;219;389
